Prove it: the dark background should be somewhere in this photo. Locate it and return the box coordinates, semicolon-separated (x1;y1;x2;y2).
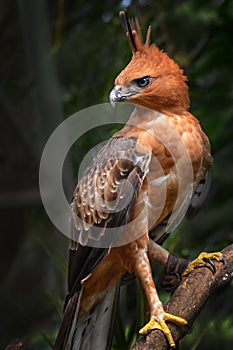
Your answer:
0;0;233;349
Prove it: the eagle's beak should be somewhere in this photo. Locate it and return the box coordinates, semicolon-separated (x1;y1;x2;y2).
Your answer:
109;85;136;107
109;85;124;107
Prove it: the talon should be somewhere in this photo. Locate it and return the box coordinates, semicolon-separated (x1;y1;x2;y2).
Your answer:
183;252;227;276
139;313;187;348
222;254;227;267
202;257;216;273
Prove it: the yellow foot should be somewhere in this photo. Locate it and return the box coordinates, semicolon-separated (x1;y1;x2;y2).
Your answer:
139;312;187;348
183;252;227;276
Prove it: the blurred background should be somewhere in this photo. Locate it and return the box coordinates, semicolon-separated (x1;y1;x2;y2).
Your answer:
0;0;233;349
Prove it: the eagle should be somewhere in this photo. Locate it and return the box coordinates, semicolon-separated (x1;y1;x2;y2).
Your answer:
54;11;224;349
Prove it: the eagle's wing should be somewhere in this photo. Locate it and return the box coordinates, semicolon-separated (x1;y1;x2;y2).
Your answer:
186;169;212;219
54;136;151;349
68;136;150;296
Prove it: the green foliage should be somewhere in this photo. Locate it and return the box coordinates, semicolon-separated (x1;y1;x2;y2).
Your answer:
0;0;232;349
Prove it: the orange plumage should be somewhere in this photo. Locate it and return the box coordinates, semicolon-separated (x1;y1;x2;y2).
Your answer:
54;11;213;350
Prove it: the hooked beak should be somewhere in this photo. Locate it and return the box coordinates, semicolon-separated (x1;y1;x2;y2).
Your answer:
109;85;136;107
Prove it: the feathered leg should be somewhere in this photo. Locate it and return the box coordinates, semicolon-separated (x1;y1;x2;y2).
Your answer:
132;241;187;348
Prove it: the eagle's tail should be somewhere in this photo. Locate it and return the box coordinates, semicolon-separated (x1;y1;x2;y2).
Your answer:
54;286;119;350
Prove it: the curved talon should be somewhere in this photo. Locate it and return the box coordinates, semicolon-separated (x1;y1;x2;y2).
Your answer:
183;252;227;276
202;257;216;273
139;313;187;348
222;254;227;267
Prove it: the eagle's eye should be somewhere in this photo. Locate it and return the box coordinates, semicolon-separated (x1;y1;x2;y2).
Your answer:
135;76;151;88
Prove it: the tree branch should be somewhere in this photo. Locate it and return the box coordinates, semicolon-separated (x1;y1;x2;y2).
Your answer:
131;244;233;350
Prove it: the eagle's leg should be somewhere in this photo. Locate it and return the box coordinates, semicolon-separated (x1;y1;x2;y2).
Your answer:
147;238;170;266
183;252;227;276
134;242;187;348
148;239;189;292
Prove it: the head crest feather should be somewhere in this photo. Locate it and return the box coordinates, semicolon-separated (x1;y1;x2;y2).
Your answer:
119;10;151;53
